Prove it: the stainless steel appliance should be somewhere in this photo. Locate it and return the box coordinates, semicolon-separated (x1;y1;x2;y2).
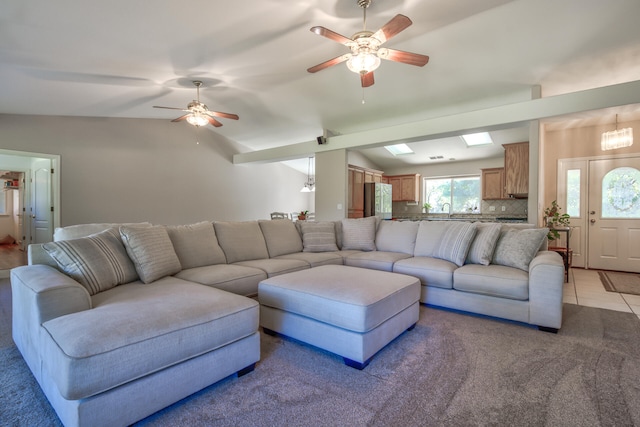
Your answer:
364;183;393;219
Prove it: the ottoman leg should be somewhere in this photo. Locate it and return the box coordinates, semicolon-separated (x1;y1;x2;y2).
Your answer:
343;357;371;370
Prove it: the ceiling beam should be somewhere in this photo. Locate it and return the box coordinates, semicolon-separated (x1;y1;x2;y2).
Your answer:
233;80;640;165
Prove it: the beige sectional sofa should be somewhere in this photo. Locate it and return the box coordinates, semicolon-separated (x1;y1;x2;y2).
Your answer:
12;216;564;427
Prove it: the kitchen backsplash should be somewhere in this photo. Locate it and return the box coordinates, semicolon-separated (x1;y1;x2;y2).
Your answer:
393;198;527;217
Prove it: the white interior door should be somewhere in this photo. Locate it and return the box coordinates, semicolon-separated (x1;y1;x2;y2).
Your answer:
588;157;640;272
31;159;53;244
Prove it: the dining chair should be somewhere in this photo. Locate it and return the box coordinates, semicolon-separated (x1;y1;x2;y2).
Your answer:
270;212;289;220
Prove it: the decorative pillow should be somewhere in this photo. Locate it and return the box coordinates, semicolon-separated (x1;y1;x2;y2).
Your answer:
166;221;226;269
259;219;303;257
341;217;377;251
213;221;269;263
53;222;152;241
465;223;502;265
300;221;339;252
492;228;549;271
43;228;138;295
414;221;477;266
375;221;419;255
119;225;182;284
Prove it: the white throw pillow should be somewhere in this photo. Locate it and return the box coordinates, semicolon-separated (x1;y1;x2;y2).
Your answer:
43;228;138;295
120;225;182;283
341;217;377;251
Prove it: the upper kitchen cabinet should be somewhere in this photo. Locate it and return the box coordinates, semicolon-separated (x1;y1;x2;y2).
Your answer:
503;142;529;198
385;174;421;202
481;167;506;200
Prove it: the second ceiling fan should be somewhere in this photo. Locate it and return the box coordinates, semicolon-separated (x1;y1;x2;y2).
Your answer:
307;0;429;87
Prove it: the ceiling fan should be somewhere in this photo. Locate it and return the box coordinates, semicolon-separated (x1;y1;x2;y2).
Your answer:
307;0;429;88
153;81;239;127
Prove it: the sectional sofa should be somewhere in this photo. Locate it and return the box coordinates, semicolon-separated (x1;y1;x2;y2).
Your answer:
11;217;564;427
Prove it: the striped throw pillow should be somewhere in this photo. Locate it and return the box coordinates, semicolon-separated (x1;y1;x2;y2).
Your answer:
43;228;138;295
300;221;338;252
341;217;377;251
120;225;182;284
465;223;502;265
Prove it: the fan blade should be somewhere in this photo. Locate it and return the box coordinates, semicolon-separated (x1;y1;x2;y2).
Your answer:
171;114;190;122
153;106;188;111
361;72;374;88
307;53;351;73
207;116;223;127
206;111;239;120
378;48;429;67
372;14;412;45
310;26;353;45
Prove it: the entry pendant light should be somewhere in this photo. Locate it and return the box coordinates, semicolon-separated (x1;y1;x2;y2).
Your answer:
601;114;633;151
301;157;315;192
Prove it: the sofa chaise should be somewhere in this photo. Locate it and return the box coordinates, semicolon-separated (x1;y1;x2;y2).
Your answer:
12;216;564;426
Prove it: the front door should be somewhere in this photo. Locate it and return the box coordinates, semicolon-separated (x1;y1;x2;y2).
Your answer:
588;157;640;272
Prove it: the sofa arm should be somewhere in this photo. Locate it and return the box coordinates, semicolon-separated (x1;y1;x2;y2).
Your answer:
528;251;565;329
11;265;92;325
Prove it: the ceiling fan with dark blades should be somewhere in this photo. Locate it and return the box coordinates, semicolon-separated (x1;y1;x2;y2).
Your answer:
153;81;239;127
307;0;429;88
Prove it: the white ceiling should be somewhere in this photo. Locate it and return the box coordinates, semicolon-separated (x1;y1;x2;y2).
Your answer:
2;0;640;173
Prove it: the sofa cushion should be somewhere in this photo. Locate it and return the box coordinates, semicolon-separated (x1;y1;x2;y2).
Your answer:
492;228;548;271
175;264;267;296
454;264;529;300
120;225;181;284
465;222;502;265
41;278;259;400
341;217;377;251
234;258;309;278
345;251;412;272
166;221;227;269
375;220;419;255
42;228;138;295
414;221;478;267
213;221;269;263
393;256;457;289
299;221;339;252
275;252;343;268
258;219;303;257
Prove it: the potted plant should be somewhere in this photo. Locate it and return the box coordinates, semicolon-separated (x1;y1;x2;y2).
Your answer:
543;200;570;241
422;202;431;214
298;210;308;220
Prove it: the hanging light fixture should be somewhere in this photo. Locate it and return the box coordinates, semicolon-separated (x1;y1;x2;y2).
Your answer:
601;114;633;151
300;157;315;192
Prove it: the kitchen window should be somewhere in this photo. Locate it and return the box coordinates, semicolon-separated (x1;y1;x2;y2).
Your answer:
424;176;481;214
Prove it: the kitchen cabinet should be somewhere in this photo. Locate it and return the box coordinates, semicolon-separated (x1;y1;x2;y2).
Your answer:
481;167;506;200
385;174;421;202
348;165;383;218
503;142;529;197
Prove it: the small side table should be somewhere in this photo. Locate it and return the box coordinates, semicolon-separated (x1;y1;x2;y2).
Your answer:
548;227;571;282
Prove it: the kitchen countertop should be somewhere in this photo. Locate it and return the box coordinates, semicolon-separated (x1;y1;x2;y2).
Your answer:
392;214;528;223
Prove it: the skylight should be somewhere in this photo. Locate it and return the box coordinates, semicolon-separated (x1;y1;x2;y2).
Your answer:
461;132;493;147
384;143;414;156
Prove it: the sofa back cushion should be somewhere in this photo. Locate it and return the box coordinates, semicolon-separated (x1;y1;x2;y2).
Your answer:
465;222;502;265
120;225;182;284
375;221;419;255
213;221;269;263
166;221;227;269
341;217;377;251
492;227;549;271
414;221;478;266
259;219;304;257
43;228;139;295
299;221;339;252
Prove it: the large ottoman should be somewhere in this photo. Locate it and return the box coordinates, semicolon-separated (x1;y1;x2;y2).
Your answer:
258;265;420;369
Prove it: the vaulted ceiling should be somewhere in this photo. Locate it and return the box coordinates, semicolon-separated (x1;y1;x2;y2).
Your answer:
2;0;640;171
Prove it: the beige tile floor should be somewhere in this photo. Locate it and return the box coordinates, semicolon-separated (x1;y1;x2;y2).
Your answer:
564;268;640;320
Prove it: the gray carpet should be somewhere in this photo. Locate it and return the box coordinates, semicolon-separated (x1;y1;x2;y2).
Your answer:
2;277;640;427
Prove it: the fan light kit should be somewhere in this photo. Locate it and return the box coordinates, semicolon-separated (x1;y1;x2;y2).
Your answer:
307;0;429;88
153;81;239;128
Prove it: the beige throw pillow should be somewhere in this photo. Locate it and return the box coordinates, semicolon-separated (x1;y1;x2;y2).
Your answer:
166;221;226;269
492;228;549;271
341;217;377;251
120;225;182;283
300;221;339;252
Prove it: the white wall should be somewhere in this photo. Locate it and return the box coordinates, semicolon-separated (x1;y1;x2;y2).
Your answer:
0;114;310;226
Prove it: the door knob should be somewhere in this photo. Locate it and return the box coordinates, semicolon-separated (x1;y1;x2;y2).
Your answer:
590;219;596;224
590;211;596;215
